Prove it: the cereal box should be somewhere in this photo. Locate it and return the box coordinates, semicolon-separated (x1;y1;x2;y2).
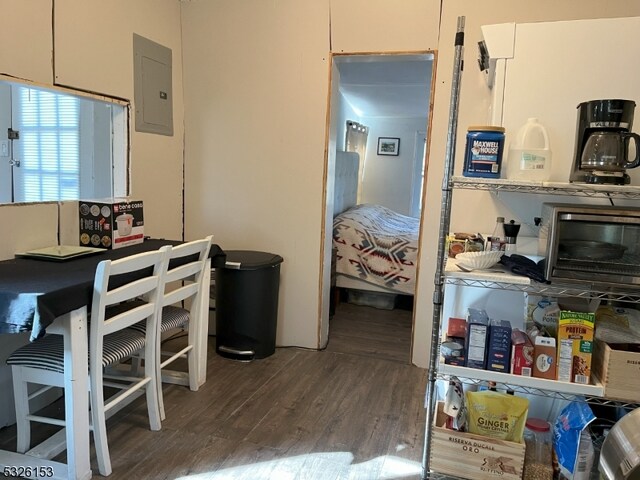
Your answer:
557;309;595;384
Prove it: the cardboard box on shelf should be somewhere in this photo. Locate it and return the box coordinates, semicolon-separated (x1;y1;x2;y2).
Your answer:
592;339;640;402
79;199;144;250
532;336;557;380
465;308;489;369
487;319;512;373
556;298;599;384
511;328;533;376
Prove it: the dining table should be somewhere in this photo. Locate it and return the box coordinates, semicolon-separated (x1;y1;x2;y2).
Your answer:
0;239;224;479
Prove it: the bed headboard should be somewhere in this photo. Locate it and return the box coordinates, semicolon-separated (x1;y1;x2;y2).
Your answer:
333;151;359;217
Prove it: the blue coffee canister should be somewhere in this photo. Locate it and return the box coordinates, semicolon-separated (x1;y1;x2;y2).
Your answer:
463;126;506;178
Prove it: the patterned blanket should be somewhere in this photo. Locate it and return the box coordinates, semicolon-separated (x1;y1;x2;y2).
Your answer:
332;204;419;294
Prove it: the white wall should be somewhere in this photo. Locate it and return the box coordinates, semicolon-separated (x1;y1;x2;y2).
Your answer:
181;0;440;350
0;0;185;251
360;116;428;216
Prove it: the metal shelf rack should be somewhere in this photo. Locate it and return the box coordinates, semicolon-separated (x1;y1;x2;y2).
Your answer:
420;16;640;480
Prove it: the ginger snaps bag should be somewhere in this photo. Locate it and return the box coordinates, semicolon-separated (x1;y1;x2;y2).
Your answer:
466;390;529;443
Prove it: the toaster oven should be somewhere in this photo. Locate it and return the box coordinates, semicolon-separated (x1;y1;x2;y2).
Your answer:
539;203;640;286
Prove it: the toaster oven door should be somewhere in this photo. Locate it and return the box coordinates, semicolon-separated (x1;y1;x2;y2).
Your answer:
552;212;640;285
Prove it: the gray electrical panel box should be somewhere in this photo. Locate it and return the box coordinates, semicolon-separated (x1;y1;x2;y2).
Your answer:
133;33;173;136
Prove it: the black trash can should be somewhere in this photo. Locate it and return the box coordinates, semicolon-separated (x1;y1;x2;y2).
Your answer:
215;250;283;360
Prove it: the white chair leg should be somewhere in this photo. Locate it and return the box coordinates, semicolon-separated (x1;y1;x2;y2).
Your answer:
90;379;112;476
187;327;199;392
147;359;162;431
155;333;166;422
11;366;31;453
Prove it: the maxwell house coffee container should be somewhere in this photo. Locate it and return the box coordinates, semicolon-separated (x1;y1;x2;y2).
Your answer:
463;126;505;178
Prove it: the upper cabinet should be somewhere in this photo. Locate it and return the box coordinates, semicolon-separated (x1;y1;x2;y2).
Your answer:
0;0;53;84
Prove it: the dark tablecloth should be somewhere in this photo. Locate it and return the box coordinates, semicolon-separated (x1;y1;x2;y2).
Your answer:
0;239;225;341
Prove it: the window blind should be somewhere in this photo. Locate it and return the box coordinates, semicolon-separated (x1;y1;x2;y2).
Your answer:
16;88;80;202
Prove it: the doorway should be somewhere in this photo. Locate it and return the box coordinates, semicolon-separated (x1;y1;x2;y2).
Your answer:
320;52;436;362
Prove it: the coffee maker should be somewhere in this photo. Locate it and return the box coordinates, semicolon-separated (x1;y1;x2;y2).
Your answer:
570;99;637;184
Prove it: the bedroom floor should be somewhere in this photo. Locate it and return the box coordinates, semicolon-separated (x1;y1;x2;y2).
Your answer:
0;300;427;480
326;297;414;364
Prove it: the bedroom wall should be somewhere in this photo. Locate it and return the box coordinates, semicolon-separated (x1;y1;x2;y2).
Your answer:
360;116;428;217
181;0;441;350
413;1;640;367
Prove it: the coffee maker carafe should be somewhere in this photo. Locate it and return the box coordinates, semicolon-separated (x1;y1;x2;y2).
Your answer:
570;99;639;185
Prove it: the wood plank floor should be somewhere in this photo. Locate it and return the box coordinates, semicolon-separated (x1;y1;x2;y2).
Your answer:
0;300;427;479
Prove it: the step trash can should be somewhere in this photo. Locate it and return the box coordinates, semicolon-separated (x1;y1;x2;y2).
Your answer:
215;250;284;360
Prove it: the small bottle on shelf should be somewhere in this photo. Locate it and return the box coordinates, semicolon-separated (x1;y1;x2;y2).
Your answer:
488;216;505;251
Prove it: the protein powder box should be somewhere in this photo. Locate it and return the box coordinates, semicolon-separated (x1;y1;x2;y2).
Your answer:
462;125;506;178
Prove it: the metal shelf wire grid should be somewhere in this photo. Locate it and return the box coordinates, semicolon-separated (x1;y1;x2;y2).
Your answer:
444;276;640;304
451;177;640;199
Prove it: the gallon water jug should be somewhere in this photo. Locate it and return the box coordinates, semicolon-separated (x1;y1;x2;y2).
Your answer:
507;118;552;181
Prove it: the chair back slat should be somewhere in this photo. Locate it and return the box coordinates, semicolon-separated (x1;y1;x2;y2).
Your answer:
90;247;171;371
105;276;158;307
161;236;212;309
163;283;199;307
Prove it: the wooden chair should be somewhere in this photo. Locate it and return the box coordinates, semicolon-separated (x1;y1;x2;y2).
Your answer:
124;236;212;419
153;236;212;419
7;246;170;476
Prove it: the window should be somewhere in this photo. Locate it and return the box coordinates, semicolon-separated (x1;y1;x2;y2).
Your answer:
14;87;80;202
0;78;129;204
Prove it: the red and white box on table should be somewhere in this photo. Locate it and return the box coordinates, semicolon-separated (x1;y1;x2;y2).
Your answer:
79;198;144;249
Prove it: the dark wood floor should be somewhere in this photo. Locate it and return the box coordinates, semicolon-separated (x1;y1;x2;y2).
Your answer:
0;300;427;479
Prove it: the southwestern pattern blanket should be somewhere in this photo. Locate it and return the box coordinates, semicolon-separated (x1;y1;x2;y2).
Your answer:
332;204;419;295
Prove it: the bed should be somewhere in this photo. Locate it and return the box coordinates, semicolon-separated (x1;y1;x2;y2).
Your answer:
332;151;420;296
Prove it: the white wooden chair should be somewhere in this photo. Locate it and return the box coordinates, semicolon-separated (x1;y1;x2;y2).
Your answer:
7;246;170;476
124;236;212;419
153;236;212;419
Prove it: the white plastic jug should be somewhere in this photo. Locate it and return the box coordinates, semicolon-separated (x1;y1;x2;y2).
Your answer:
507;117;552;181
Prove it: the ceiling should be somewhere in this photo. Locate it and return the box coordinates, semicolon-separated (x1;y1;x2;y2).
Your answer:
335;54;433;118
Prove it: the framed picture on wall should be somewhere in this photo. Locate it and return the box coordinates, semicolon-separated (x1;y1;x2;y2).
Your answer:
377;137;400;156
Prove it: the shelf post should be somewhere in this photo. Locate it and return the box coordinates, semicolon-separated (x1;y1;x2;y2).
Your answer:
421;15;466;480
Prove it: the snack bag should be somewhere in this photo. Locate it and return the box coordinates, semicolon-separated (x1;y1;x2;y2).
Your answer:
443;377;466;431
466;390;529;442
553;400;595;479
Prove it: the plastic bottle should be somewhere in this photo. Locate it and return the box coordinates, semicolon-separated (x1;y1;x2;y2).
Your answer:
507;118;552;181
489;216;505;251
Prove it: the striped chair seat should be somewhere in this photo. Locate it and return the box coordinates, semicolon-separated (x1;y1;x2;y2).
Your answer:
7;329;146;374
128;305;190;334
